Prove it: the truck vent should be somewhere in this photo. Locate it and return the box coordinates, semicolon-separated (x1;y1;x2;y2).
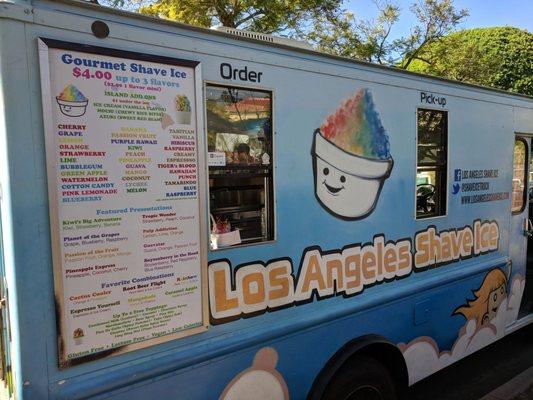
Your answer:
211;26;314;50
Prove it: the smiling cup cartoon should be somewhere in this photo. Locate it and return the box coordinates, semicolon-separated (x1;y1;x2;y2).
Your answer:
312;89;393;220
56;84;88;117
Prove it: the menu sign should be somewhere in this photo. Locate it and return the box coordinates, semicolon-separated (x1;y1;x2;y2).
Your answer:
38;40;207;367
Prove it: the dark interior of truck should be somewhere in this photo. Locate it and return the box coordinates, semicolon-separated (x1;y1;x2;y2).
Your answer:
519;192;533;317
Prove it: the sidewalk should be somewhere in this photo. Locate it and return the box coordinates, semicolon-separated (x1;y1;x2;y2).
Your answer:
480;367;533;400
510;384;533;400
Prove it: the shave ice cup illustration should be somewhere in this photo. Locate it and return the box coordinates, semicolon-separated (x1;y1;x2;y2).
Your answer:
73;328;84;345
56;84;89;117
175;94;192;125
312;89;393;220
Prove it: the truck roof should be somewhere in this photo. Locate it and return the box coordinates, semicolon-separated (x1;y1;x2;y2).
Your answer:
24;0;533;102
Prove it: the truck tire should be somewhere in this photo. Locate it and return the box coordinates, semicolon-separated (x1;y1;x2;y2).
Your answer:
321;355;397;400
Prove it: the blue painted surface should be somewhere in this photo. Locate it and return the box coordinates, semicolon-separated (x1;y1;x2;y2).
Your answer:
0;1;531;399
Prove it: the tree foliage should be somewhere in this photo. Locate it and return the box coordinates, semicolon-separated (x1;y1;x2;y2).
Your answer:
107;0;344;35
100;0;532;95
102;0;467;68
407;27;533;95
308;0;468;66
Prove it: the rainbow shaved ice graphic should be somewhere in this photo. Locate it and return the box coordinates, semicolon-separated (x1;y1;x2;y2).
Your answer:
320;89;390;160
312;89;393;219
59;85;87;102
56;84;88;117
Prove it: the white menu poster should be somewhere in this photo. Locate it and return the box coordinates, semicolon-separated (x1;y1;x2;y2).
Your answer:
38;39;207;367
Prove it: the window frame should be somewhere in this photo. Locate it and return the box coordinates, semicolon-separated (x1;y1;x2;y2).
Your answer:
204;80;277;250
511;137;529;215
415;107;449;220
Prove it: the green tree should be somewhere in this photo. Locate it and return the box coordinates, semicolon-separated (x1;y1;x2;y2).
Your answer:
308;0;468;66
102;0;466;66
407;27;533;95
103;0;344;36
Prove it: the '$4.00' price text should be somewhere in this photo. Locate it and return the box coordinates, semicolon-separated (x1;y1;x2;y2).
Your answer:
73;67;113;80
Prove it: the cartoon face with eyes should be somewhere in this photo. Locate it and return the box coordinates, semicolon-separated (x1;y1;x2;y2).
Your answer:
56;102;88;117
321;165;346;195
454;269;508;327
313;131;393;220
314;155;387;219
487;283;506;321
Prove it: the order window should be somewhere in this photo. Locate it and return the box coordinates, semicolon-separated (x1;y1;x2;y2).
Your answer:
205;84;274;249
416;109;448;219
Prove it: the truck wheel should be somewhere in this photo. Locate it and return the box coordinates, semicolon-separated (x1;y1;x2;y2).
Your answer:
321;355;397;400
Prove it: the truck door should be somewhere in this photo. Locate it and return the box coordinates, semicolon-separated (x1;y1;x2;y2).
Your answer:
510;135;533;320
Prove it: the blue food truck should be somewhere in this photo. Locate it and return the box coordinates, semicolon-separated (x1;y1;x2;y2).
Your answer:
0;1;532;399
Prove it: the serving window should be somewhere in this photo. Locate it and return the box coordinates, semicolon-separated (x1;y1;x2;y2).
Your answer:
205;84;274;249
416;109;448;219
512;138;528;214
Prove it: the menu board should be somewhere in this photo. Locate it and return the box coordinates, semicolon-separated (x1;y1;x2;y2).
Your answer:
38;40;207;367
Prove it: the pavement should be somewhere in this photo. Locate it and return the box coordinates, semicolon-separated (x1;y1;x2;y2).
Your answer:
510;384;533;400
480;367;533;400
405;322;533;400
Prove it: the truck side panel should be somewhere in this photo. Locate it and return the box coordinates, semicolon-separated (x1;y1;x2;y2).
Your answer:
0;1;530;399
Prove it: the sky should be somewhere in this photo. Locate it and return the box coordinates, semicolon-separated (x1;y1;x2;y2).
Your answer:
345;0;532;39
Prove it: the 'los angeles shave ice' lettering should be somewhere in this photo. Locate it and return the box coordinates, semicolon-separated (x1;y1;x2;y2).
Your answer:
209;220;499;323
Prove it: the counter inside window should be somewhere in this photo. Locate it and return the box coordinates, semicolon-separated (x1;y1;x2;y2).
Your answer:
206;84;274;249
